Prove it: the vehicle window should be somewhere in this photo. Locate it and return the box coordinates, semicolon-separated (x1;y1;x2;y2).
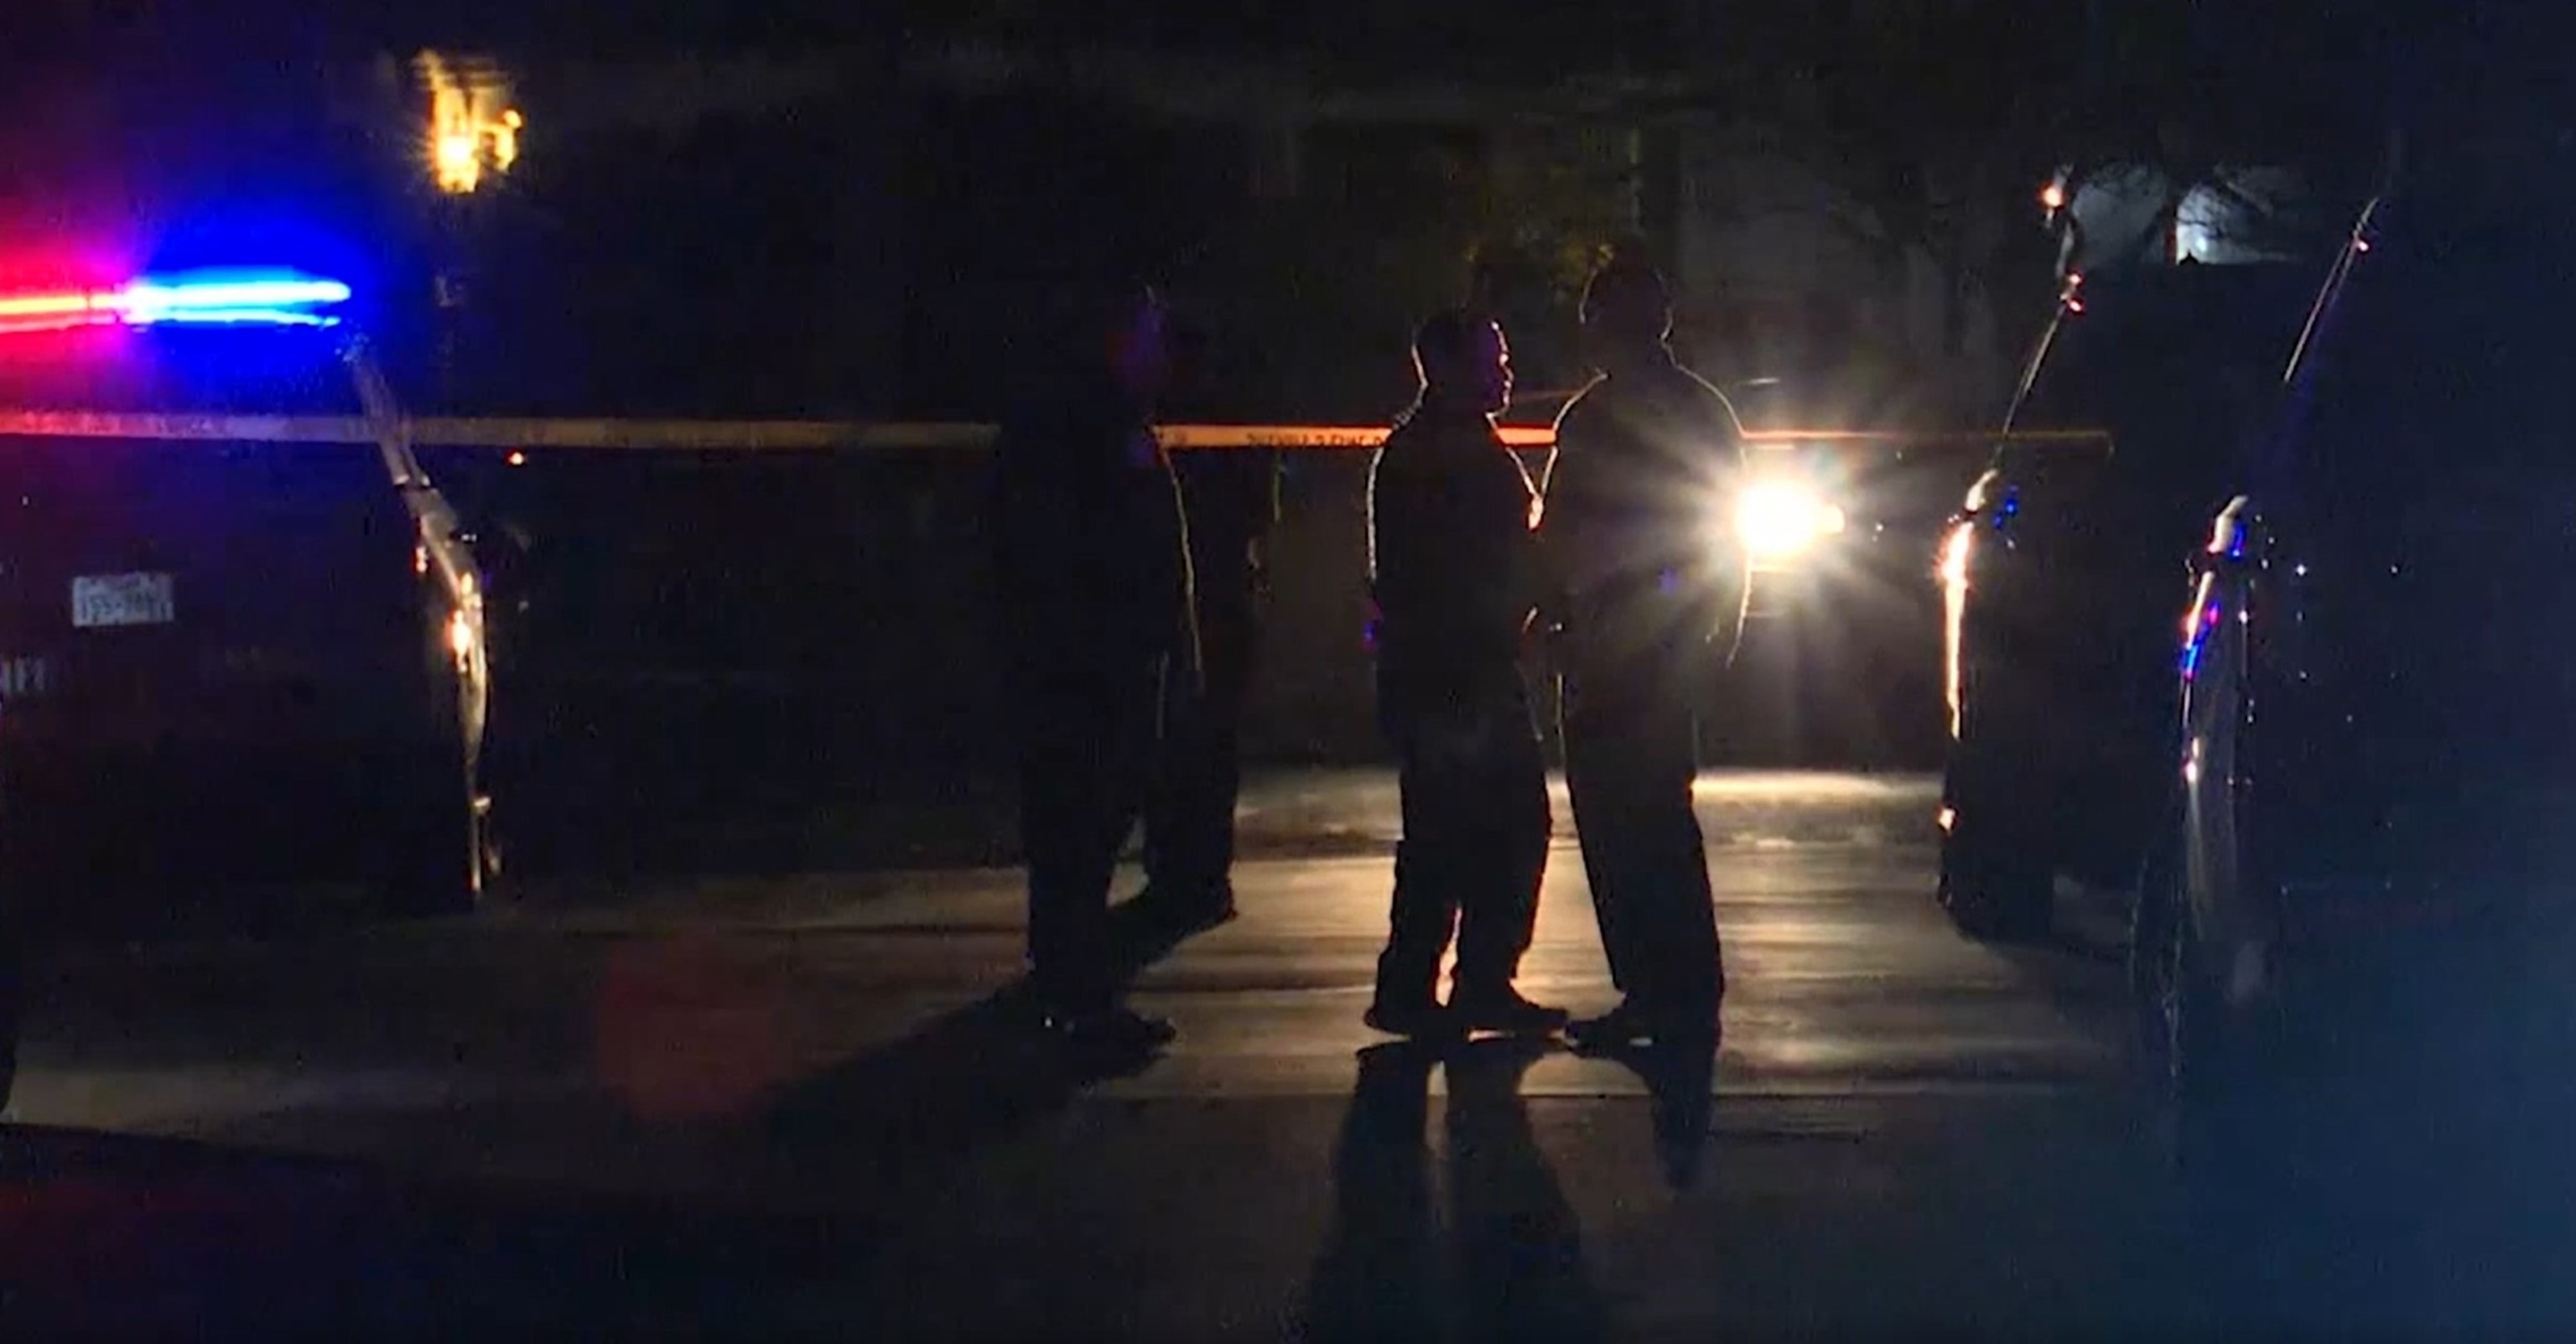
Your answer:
2298;210;2576;527
0;326;388;530
0;324;358;418
2008;262;2329;527
2018;264;2324;441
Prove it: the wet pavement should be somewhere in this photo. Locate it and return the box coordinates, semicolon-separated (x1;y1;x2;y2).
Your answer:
0;770;2566;1336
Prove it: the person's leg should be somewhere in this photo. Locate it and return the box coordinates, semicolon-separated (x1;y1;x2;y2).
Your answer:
1370;728;1463;1034
1093;661;1178;1033
1562;669;1651;1006
1452;691;1566;1032
1143;595;1251;918
1021;682;1115;1017
1026;662;1176;1046
1566;657;1710;1044
1140;628;1194;894
1630;691;1723;1020
1195;600;1255;890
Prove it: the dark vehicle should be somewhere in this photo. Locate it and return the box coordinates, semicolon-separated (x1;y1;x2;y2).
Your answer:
1943;131;2576;1097
0;269;496;942
1935;166;2354;939
1936;277;2322;935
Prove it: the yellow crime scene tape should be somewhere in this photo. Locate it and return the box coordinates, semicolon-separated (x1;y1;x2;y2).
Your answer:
0;411;2110;453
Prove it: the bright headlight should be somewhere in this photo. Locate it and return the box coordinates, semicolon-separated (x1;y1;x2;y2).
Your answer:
1734;480;1847;560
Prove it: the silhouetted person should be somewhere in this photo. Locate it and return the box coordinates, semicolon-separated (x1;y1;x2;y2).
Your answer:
1545;259;1746;1048
1364;310;1566;1037
987;278;1193;1050
1142;314;1278;927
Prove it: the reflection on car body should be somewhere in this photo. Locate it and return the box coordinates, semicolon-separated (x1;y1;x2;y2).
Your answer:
1938;132;2576;1126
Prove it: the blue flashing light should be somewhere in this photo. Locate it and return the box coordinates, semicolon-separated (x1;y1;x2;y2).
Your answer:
2179;602;2222;681
121;268;351;329
0;267;353;335
131;306;340;329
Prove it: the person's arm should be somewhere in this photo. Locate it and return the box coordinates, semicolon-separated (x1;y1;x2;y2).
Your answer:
1687;378;1754;651
1488;454;1547;641
1539;398;1624;599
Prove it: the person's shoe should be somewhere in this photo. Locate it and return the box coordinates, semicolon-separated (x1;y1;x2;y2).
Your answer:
1555;994;1721;1045
1044;1004;1178;1052
1565;1004;1646;1050
1449;985;1571;1035
1363;997;1459;1039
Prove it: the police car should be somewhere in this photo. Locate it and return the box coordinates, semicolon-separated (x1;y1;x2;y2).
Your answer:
0;263;496;931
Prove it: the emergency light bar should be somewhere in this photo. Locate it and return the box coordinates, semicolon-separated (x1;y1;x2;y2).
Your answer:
0;267;351;335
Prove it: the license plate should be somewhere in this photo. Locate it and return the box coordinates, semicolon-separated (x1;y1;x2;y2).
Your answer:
71;573;176;630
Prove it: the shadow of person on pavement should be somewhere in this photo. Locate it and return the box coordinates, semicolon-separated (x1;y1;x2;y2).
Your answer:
1448;1035;1607;1342
1297;1036;1606;1343
762;977;1162;1180
758;910;1182;1237
1574;1030;1722;1193
1300;1039;1446;1342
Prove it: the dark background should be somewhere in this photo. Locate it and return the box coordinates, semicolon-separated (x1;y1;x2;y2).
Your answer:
0;0;2501;869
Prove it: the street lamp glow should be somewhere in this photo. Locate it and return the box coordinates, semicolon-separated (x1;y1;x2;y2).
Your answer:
418;51;522;195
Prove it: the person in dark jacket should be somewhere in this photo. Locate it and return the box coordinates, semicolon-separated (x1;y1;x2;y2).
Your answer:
1363;309;1569;1037
988;278;1195;1050
1544;258;1747;1048
1141;314;1279;927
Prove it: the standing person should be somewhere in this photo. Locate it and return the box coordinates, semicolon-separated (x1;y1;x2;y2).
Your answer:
1545;257;1747;1048
1141;314;1278;928
1363;309;1568;1037
987;276;1195;1050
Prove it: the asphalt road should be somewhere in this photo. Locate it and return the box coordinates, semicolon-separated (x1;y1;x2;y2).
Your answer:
0;771;2563;1336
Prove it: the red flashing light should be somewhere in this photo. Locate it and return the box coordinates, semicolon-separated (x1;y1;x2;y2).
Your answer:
0;291;117;334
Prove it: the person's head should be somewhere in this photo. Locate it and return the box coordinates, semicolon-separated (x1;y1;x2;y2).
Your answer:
1411;308;1512;415
1072;276;1171;403
1580;258;1675;366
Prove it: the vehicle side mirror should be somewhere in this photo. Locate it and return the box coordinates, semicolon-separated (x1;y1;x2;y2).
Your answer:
2194;495;2257;575
1957;467;2009;523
